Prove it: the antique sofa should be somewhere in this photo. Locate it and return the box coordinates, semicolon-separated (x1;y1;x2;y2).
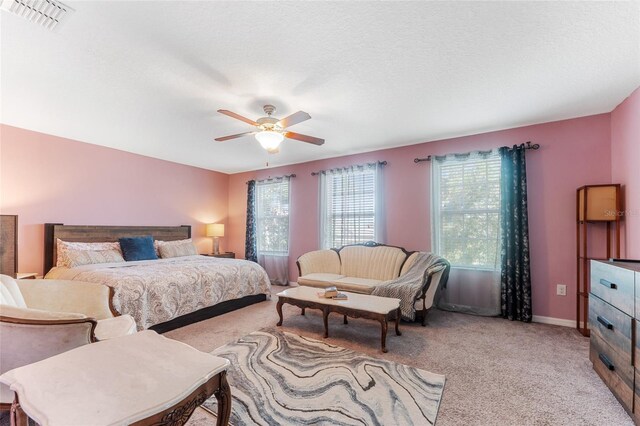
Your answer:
296;242;450;324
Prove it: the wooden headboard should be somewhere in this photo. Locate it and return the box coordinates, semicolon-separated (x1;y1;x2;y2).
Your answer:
44;223;191;273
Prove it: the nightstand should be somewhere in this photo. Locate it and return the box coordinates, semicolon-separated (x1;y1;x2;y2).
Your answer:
16;272;38;279
202;252;235;259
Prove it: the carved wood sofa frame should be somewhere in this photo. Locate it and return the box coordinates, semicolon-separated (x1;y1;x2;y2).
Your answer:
296;241;451;326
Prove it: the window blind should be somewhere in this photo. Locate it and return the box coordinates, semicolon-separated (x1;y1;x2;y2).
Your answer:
255;179;290;255
432;152;501;270
320;166;379;249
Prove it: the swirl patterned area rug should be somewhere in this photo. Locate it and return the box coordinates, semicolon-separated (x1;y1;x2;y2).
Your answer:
202;329;445;425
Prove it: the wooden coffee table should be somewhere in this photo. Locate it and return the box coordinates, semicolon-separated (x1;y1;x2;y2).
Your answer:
276;286;402;353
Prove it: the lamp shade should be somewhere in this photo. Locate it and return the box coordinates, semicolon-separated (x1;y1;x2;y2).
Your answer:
255;131;284;151
577;184;621;222
206;223;225;237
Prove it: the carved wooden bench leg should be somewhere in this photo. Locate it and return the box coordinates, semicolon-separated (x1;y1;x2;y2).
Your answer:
395;307;402;336
344;315;348;325
215;371;232;426
10;397;28;426
301;308;306;316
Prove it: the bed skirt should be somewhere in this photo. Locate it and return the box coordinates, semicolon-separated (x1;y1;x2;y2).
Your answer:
150;294;268;333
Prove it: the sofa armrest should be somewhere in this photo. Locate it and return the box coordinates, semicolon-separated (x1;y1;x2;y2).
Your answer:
297;250;341;276
420;261;451;310
17;279;117;320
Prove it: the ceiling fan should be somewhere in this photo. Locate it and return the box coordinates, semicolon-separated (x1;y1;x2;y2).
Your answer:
215;104;324;153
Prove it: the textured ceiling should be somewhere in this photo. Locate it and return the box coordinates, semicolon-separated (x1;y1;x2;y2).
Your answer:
1;1;639;173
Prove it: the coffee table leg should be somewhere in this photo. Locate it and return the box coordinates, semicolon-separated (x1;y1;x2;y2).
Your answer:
301;308;306;316
343;315;348;325
215;371;232;426
380;317;389;353
323;308;329;338
395;307;402;336
276;299;284;326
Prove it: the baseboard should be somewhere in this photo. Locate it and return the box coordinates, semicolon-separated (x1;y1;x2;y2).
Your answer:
532;315;584;328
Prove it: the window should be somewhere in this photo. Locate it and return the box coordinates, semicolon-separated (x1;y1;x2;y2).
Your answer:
319;164;383;249
255;179;290;255
432;152;501;270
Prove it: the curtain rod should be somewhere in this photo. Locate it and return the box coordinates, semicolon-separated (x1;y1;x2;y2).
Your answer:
413;141;540;163
311;161;387;176
246;174;296;184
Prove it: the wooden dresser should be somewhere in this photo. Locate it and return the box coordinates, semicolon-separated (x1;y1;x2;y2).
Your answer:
589;259;640;421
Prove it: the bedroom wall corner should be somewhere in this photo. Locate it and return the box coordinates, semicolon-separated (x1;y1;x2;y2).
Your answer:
611;86;640;259
0;125;230;275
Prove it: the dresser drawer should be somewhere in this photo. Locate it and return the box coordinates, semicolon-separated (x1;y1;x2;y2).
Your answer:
590;332;633;412
635;320;640;367
635;272;640;320
589;294;632;357
591;260;635;316
635;371;640;424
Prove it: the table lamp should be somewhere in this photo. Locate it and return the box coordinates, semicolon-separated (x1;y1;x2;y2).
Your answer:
206;223;225;255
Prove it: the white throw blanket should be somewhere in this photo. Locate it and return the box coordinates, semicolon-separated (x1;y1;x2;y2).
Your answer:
372;252;449;321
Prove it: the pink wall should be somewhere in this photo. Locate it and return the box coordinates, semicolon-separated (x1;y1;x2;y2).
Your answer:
0;125;229;275
228;114;613;321
1;107;623;322
611;87;640;259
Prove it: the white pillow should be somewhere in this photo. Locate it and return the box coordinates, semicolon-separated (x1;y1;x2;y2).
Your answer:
66;249;125;268
156;239;198;258
0;274;26;308
56;239;121;267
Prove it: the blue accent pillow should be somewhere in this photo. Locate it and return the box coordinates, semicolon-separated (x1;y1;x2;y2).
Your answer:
119;236;158;261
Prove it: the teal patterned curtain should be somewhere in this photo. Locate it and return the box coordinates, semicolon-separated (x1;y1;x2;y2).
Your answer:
499;145;532;322
245;180;258;262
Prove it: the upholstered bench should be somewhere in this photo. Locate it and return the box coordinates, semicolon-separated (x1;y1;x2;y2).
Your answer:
0;330;232;426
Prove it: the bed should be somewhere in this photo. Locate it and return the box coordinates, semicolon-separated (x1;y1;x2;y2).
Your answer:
43;224;271;332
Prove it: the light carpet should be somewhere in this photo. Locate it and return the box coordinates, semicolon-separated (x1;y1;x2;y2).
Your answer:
202;329;445;425
2;285;633;426
169;286;632;426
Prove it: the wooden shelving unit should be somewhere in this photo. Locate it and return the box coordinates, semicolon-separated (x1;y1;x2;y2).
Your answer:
576;184;622;337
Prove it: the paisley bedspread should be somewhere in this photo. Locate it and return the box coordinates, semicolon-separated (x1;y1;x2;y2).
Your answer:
46;255;271;330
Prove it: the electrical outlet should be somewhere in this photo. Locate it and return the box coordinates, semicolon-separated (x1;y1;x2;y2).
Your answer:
557;284;567;296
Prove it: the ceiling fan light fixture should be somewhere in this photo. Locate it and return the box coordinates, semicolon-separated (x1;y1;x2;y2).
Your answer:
215;105;324;148
255;130;284;151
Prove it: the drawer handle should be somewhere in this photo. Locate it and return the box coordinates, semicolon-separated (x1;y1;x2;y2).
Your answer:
596;316;614;330
599;353;615;371
599;279;617;290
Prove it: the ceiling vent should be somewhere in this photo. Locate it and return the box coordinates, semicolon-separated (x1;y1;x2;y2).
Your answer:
0;0;74;31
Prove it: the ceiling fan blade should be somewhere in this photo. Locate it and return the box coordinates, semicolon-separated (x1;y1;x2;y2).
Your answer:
284;131;325;146
276;111;311;129
217;110;258;126
214;131;256;142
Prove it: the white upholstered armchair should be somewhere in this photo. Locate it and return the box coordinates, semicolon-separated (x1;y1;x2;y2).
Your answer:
0;274;136;410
